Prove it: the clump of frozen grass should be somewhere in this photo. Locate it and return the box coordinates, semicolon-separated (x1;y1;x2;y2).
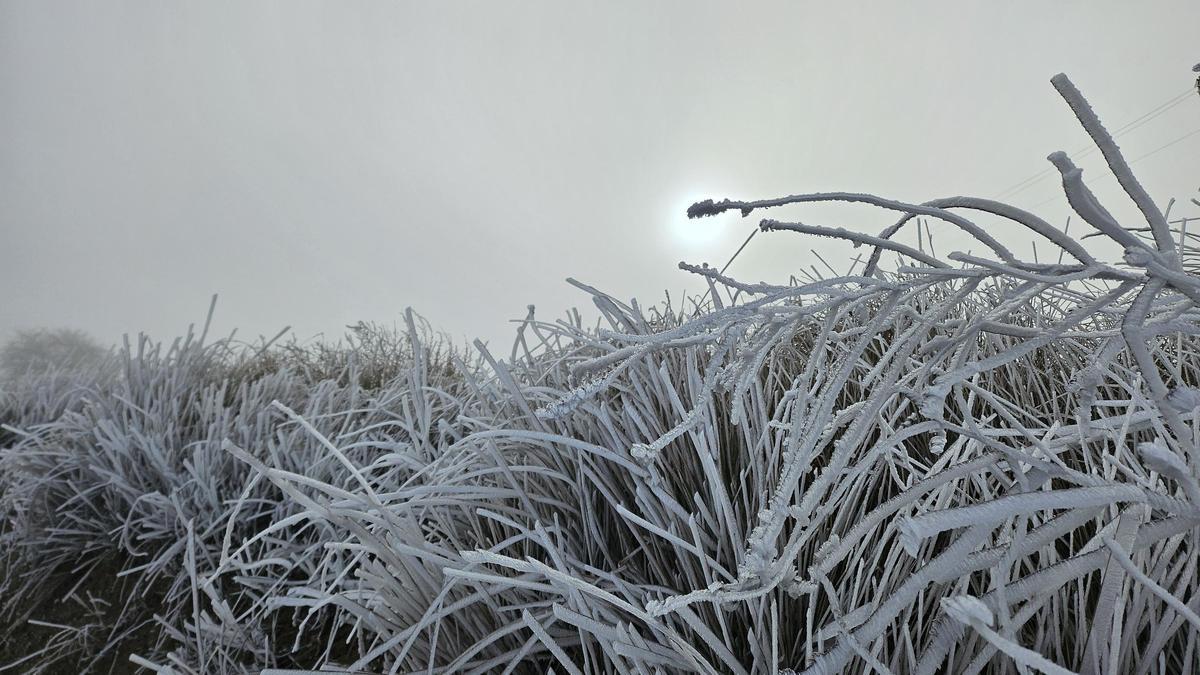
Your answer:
0;310;479;671
196;74;1195;673
4;72;1200;673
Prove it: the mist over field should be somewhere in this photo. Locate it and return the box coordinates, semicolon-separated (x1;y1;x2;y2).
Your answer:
3;2;1200;674
3;2;1199;349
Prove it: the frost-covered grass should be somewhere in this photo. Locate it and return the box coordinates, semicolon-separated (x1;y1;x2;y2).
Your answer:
2;73;1199;673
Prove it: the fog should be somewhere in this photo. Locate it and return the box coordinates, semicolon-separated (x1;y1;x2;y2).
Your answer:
2;1;1198;351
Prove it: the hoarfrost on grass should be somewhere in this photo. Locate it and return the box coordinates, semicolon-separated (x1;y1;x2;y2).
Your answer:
1;73;1199;674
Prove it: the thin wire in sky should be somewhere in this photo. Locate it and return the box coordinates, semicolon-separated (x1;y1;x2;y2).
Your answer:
1023;125;1200;212
993;86;1195;202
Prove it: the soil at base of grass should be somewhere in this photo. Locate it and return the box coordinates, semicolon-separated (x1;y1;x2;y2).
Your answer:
0;555;166;675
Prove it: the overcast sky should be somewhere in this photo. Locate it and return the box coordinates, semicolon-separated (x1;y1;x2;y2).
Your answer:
2;2;1198;352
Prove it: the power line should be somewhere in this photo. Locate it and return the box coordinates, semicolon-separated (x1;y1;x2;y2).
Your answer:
710;86;1197;281
922;85;1198;245
993;87;1195;202
1024;125;1200;212
1109;88;1196;135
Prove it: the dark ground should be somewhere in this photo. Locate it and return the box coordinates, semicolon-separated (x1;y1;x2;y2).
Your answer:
1;555;165;675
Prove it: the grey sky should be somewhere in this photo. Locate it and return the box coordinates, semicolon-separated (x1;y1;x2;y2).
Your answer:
2;2;1198;351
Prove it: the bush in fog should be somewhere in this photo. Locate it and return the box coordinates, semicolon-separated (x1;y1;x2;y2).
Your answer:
0;327;108;381
227;320;450;391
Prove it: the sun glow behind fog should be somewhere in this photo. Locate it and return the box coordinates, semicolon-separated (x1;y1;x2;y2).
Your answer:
665;191;732;252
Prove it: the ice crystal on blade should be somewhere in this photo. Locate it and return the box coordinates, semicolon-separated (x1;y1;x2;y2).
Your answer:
534;375;611;420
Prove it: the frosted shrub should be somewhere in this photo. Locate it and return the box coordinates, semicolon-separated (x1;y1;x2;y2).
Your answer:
0;328;109;382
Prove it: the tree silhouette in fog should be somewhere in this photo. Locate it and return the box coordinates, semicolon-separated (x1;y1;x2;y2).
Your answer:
0;328;108;380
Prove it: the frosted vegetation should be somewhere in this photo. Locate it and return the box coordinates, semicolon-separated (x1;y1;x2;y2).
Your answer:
0;327;109;382
2;74;1199;673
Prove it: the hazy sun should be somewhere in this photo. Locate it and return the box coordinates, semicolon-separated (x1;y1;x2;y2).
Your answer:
667;192;726;248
